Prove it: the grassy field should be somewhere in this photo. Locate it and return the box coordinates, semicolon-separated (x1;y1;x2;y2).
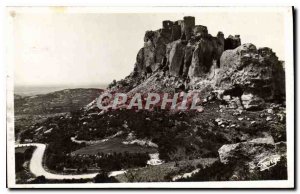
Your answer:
114;158;218;182
72;138;157;155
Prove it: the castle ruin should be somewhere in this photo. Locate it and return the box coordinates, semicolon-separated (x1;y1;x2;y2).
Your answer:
134;16;241;78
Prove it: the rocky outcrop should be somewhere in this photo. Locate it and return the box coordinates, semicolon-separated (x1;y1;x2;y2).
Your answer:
102;16;287;183
188;38;215;78
143;40;156;72
134;48;145;72
168;40;186;76
135;29;173;74
241;93;264;110
218;136;275;165
119;17;285;111
218;137;287;179
133;16;228;79
215;43;285;110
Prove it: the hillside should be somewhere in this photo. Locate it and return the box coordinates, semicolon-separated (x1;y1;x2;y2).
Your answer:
14;88;103;115
14;88;103;143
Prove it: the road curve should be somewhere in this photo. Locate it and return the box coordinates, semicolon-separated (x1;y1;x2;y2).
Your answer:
15;143;98;180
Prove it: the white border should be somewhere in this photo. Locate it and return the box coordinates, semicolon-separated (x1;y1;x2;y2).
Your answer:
5;6;294;189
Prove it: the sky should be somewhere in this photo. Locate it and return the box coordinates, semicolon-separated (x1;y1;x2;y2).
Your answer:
11;8;288;87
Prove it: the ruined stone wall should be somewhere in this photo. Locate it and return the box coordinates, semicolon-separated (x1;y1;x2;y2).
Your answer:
224;35;241;50
162;20;173;30
134;16;242;79
182;16;195;40
193;25;208;39
171;24;181;41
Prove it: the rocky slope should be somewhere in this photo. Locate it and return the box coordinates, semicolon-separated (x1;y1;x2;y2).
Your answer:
108;17;285;107
14;88;103;142
104;16;287;181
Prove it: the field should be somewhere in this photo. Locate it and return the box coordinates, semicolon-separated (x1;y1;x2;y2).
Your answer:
72;138;157;155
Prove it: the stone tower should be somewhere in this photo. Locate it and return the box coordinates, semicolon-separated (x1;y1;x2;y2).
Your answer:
182;16;195;40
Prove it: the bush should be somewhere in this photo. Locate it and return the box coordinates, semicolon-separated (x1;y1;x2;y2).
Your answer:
30;176;46;184
93;171;118;183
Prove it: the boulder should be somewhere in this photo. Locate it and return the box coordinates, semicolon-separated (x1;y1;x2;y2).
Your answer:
215;43;285;109
227;96;243;109
218;136;286;173
241;93;265;110
218;136;275;164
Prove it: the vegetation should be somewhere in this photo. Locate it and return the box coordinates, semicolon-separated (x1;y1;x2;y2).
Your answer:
16;93;287;183
93;171;118;183
15;147;36;184
176;157;287;182
15;147;35;172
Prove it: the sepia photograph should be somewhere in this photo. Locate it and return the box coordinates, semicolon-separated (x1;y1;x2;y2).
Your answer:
6;6;294;188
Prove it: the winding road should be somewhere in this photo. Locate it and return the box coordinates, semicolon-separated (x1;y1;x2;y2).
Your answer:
15;143;99;180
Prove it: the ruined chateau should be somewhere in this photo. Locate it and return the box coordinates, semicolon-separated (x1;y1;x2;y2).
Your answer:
134;16;241;78
118;16;285;110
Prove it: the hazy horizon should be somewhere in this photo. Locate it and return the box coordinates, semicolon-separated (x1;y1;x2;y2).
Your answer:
14;83;108;96
14;83;109;88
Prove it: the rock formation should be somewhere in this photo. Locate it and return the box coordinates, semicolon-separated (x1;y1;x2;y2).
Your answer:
83;16;287;183
215;43;285;110
218;137;287;180
130;16;285;108
110;17;285;116
133;16;243;80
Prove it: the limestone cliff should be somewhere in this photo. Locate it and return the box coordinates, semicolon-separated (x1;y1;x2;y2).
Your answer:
133;16;241;78
109;16;285;110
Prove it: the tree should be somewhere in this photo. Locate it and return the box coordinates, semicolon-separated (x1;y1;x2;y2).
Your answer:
93;170;118;183
31;175;46;184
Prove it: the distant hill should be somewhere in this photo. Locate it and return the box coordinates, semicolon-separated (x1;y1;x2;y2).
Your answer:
14;84;107;96
14;88;103;115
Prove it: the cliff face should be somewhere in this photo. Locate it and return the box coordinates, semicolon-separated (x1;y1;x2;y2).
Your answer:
134;16;240;79
110;16;285;110
103;18;286;178
215;44;285;110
